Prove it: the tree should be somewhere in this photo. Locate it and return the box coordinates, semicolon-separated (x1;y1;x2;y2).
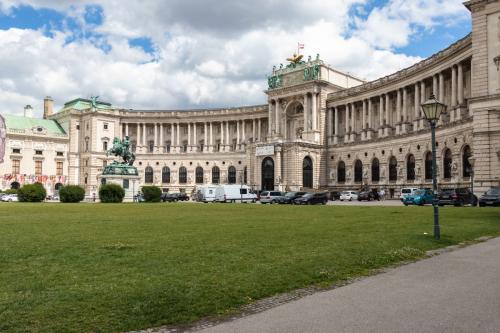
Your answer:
141;186;162;202
59;185;86;203
18;183;46;202
99;184;125;203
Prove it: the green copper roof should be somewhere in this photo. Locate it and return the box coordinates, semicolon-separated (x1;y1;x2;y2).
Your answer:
2;114;66;135
58;98;113;112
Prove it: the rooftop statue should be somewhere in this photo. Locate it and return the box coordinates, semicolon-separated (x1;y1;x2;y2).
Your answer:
286;53;304;65
90;95;99;108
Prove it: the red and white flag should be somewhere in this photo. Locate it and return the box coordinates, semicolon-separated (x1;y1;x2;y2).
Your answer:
298;42;305;49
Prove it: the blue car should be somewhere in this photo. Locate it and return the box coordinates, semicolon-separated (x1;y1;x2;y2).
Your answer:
403;189;434;206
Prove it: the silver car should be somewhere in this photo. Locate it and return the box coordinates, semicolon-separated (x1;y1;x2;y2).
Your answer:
259;191;285;204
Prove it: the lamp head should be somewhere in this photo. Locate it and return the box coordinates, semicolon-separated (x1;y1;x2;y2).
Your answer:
421;94;447;123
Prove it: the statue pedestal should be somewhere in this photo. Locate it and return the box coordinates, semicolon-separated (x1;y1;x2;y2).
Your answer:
97;174;141;202
98;162;140;202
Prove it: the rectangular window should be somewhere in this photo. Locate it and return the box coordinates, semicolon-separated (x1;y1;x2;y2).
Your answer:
103;123;108;130
35;160;42;175
149;140;154;153
12;148;20;154
56;161;63;176
35;150;43;155
56;151;64;156
103;141;108;151
76;124;80;130
12;159;20;175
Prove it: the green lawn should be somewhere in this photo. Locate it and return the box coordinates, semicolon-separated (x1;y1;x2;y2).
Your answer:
0;203;499;333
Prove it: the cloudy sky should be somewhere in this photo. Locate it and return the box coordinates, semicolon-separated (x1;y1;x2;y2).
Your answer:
0;0;471;117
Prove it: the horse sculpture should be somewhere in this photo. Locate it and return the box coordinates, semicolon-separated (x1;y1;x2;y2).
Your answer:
107;136;135;166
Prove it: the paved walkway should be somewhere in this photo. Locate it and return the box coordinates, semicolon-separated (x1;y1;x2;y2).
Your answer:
198;237;500;333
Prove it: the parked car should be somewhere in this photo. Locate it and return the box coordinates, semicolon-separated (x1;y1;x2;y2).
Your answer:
276;191;306;204
358;190;375;201
329;191;341;201
161;193;188;202
339;191;358;201
214;185;257;203
403;189;434;206
293;192;328;205
1;194;18;202
438;188;477;206
478;187;500;207
259;191;285;204
399;187;419;201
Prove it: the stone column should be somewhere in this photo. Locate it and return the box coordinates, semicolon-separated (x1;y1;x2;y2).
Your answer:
160;123;164;153
402;87;408;133
154;123;158;151
225;121;229;150
188;123;192;151
451;66;457;107
414;83;420;131
258;118;262;142
170;123;174;152
433;75;438;97
209;122;213;151
334;107;339;144
396;89;402;134
439;73;444;102
378;95;384;137
458;63;464;104
384;94;390;136
125;123;129;137
304;94;309;132
327;108;333;140
176;123;180;152
142;123;146;148
268;101;273;136
193;123;197;152
275;99;280;135
236;120;240;144
204;122;208;152
361;100;367;140
242;120;246;142
367;99;373;140
311;93;317;131
420;81;426;130
252;119;256;142
344;104;350;142
220;122;224;152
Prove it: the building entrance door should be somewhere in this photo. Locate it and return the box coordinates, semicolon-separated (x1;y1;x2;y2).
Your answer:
303;156;313;188
261;157;274;190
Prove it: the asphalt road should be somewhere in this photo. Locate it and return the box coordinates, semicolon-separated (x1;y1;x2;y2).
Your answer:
199;237;500;333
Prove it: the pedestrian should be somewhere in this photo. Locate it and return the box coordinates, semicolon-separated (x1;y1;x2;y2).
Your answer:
379;188;385;201
92;192;96;202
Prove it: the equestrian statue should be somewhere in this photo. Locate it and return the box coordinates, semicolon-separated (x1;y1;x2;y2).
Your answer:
102;136;138;175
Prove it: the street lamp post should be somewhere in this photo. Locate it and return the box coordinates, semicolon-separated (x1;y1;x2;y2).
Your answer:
421;94;447;240
468;155;476;203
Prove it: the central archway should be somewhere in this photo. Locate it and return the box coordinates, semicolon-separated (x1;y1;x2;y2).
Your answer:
303;156;313;188
261;157;274;191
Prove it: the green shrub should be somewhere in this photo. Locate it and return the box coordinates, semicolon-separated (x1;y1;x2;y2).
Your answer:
3;189;18;195
99;184;125;203
141;186;162;202
59;185;86;203
18;183;46;202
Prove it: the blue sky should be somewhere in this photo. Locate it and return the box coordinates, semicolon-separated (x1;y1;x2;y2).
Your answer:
0;0;472;115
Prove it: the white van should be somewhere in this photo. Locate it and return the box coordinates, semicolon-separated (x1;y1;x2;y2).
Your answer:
399;187;419;201
214;185;257;203
196;185;219;203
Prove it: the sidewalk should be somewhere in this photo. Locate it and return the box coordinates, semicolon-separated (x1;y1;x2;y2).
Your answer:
198;237;500;333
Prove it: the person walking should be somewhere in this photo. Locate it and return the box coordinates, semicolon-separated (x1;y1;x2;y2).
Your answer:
379;188;385;201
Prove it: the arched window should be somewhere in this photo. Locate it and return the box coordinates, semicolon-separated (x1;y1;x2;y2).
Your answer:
371;158;380;182
145;166;153;183
212;166;220;184
337;161;346;183
195;167;204;184
261;158;274;190
228;166;236;184
462;145;472;178
354;160;363;182
443;148;452;179
162;167;170;183
425;152;433;180
179;166;187;184
303;156;313;188
406;154;415;181
55;183;63;191
243;166;248;184
389;156;398;181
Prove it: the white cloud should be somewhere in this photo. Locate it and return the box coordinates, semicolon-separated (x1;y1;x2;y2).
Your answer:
0;0;470;117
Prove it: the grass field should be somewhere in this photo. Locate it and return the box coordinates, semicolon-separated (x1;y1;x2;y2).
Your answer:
0;203;499;333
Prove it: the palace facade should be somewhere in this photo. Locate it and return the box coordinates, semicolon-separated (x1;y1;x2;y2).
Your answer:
1;0;499;198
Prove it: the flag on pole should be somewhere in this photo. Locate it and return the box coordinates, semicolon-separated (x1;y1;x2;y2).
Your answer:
298;43;305;49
